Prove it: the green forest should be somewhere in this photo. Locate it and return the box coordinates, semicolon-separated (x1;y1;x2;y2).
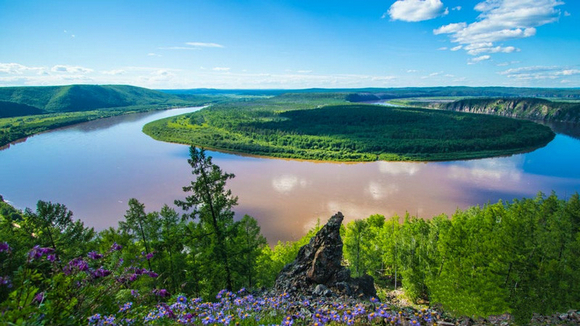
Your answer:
144;95;555;162
1;146;578;325
0;85;222;148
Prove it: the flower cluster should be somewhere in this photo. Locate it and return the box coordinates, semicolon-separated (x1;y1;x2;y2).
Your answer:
27;245;55;261
87;290;443;326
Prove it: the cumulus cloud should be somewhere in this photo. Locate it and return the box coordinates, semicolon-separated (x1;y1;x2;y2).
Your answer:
434;0;563;59
386;0;448;22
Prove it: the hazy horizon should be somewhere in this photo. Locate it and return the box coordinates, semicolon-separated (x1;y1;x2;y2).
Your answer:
1;0;579;89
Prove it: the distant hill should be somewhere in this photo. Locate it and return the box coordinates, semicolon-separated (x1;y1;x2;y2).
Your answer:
0;101;44;118
443;98;580;123
0;84;193;115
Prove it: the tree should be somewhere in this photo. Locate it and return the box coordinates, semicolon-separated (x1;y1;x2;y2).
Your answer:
233;215;267;289
175;146;238;291
24;201;95;260
119;198;154;271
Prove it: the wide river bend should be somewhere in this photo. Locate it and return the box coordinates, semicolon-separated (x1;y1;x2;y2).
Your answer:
1;107;580;244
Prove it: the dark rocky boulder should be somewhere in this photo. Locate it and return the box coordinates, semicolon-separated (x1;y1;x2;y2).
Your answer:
274;212;377;300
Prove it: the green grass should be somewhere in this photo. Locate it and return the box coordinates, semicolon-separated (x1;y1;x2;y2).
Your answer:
143;95;555;162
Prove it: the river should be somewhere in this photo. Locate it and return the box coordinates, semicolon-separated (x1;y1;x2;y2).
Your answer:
1;107;580;244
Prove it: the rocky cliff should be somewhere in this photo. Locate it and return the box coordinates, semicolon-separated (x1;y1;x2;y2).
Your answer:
444;98;580;123
274;212;377;300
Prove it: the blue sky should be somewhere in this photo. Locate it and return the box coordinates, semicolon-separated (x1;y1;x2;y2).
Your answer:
1;0;579;89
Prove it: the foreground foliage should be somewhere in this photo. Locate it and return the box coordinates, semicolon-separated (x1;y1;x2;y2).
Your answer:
1;148;578;324
143;96;555;161
343;192;580;323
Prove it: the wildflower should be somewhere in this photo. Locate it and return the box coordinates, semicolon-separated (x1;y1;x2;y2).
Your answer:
88;251;103;260
34;292;44;303
119;302;132;313
147;270;158;278
145;252;154;260
154;288;170;297
176;295;188;304
28;245;54;260
88;314;102;324
0;276;12;288
46;254;57;262
131;290;139;297
0;242;10;253
110;242;122;251
92;267;112;278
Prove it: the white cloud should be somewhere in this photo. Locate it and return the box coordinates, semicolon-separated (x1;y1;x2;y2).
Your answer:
185;42;224;48
0;62;43;75
465;43;518;55
434;22;467;34
212;67;230;72
468;55;491;64
499;65;580;80
160;42;224;51
386;0;448;22
147;53;162;57
434;0;563;59
438;47;448;50
451;45;463;51
101;69;126;75
452;6;462;11
51;65;93;74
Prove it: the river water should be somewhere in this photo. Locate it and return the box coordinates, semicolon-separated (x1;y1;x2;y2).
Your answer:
1;107;580;244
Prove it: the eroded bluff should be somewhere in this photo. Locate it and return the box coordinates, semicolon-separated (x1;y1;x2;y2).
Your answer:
274;212;376;299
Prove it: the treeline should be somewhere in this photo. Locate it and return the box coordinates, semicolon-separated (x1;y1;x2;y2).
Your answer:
342;192;580;323
144;99;555;162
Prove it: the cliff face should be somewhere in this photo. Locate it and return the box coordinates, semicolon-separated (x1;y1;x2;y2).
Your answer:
274;212;377;300
444;98;580;123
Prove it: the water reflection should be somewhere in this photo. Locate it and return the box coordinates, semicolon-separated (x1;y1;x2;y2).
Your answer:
1;108;579;245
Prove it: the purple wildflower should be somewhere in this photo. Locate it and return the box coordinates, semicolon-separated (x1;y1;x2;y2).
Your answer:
28;245;54;261
154;288;170;297
47;254;57;262
110;242;122;251
91;268;112;279
34;292;44;303
87;251;103;260
0;242;10;253
0;276;12;288
145;252;154;260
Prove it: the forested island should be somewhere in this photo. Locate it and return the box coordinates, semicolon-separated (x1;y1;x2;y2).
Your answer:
1;147;578;325
144;94;555;162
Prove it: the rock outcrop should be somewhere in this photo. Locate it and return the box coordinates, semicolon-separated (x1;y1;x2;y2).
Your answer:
274;212;377;300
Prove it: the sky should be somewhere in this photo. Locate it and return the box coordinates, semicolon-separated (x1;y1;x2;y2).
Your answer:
1;0;579;89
